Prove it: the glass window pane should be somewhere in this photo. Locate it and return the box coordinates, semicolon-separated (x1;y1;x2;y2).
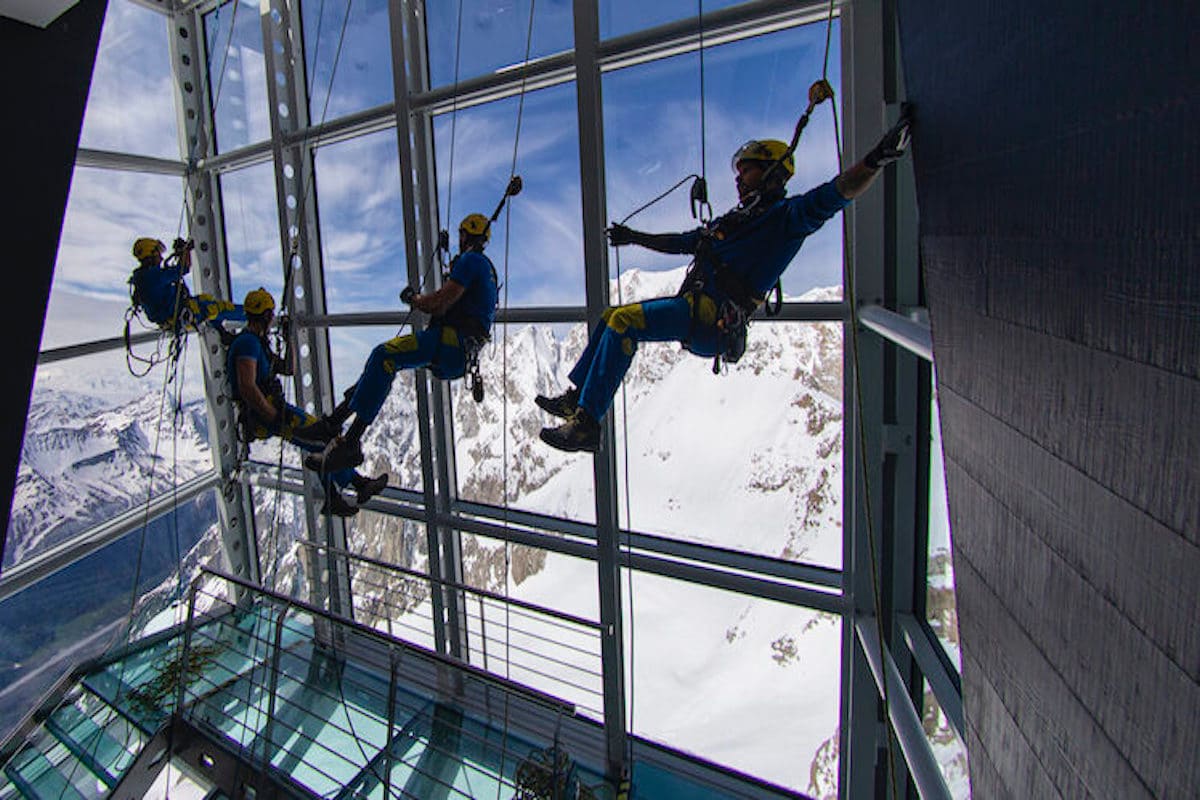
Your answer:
48;168;188;351
302;0;394;122
927;374;961;671
206;0;271;153
603;21;844;298
923;683;971;798
328;326;424;492
607;320;844;568
599;0;745;40
312;129;407;313
8;345;210;570
425;0;574;89
79;0;178;159
452;322;595;524
433;82;585;307
221;162;285;307
0;490;222;741
624;572;841;796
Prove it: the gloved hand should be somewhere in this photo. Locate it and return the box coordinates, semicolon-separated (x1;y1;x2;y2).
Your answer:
400;286;417;304
864;104;914;170
172;237;195;253
606;223;637;247
277;314;291;340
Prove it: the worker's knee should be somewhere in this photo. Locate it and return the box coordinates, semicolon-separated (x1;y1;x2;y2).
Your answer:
605;303;646;335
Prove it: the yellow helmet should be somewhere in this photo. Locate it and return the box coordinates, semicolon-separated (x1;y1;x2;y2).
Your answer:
731;139;794;181
132;237;167;261
244;287;276;316
458;213;490;243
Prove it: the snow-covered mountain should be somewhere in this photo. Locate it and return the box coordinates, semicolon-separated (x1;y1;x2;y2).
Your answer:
6;266;863;795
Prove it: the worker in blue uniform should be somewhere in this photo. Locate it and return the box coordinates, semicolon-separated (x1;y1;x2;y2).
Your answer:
229;288;387;517
536;109;914;453
306;213;500;475
129;237;245;332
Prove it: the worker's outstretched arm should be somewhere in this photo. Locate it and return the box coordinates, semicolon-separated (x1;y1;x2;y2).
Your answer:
836;105;914;200
606;224;696;255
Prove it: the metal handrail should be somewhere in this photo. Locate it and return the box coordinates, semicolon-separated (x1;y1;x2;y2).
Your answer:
300;538;605;632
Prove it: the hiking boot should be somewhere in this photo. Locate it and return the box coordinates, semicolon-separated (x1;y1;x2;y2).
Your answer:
535;386;581;420
304;435;364;474
292;416;340;447
352;472;388;505
320;488;359;518
539;408;600;453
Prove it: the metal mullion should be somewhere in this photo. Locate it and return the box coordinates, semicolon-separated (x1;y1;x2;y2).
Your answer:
409;0;471;666
387;0;454;662
74;148;187;175
572;0;627;782
855;617;953;800
898;613;964;742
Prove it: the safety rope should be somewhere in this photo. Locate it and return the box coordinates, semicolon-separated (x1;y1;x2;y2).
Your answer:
816;0;900;793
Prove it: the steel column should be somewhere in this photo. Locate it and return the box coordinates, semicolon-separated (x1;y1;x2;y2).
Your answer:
258;0;352;617
169;5;260;602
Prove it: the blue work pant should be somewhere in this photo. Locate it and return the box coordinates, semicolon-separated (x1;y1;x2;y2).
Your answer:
571;292;720;422
252;402;354;489
347;326;467;427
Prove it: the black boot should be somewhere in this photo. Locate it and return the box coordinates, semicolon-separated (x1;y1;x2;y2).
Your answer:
535;386;580;419
351;472;388;504
320;488;359;518
304;434;364;474
539;407;600;453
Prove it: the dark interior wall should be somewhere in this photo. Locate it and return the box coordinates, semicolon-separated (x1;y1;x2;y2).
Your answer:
895;2;1198;797
0;0;108;570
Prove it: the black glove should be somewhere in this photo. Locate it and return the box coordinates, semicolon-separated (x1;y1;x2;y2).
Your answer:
400;286;417;304
277;314;291;340
864;104;913;170
172;237;195;253
606;223;636;247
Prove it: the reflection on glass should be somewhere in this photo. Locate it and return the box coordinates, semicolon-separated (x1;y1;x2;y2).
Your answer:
623;571;841;797
80;0;178;158
8;344;210;570
312;130;407;313
0;490;222;741
205;0;270;152
221;162;285;307
433;82;585;307
302;0;394;122
49;168;187;351
327;326;424;492
603;20;843;298
425;0;573;88
927;375;961;670
599;0;745;40
923;682;971;798
606;319;843;568
452;322;595;524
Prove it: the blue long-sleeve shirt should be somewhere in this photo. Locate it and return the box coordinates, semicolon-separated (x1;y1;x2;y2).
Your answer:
656;178;850;300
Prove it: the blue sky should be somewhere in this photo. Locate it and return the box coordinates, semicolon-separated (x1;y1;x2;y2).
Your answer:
48;0;844;364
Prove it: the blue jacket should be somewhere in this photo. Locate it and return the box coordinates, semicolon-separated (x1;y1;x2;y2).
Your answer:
655;178;850;302
130;261;188;325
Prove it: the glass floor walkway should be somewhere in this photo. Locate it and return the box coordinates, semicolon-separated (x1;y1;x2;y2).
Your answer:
0;574;813;799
